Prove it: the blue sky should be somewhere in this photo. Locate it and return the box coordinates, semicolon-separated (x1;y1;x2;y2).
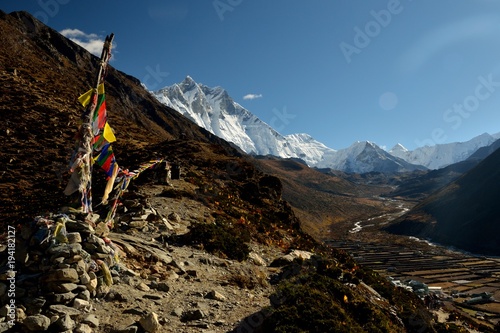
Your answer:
3;1;500;150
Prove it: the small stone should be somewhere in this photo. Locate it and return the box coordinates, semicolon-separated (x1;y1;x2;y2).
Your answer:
78;289;91;301
171;307;183;317
96;283;111;298
50;282;79;293
52;292;77;304
48;304;82;317
205;290;226;302
139;312;161;333
248;252;267;266
67;232;82;243
43;268;79;283
95;222;110;237
86;272;98;292
52;256;65;264
129;220;147;228
136;282;150;292
181;309;206;322
166;271;179;281
86;213;100;225
73;298;90;311
80;271;91;284
75;323;93;333
168;212;181;223
186;269;197;277
24;297;46;315
156;282;170;292
115;326;139;333
23;314;51;331
47;243;82;257
0;323;10;333
55;314;76;331
74;259;87;274
82;314;99;328
122;267;140;277
143;294;162;300
65;219;95;235
16;307;27;321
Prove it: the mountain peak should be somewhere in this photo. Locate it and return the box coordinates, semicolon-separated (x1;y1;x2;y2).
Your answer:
390;143;408;153
180;75;198;90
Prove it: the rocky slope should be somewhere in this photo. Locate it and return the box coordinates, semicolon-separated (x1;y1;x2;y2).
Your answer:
0;10;444;332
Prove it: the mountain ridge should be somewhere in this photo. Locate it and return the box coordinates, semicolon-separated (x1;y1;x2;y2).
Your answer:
153;76;498;174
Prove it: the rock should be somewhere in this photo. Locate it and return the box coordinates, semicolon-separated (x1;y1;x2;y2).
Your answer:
168;212;181;223
47;243;82;257
43;268;79;283
80;271;91;284
186;269;197;277
136;282;150;292
16;307;27;322
96;283;111;298
74;259;87;274
73;298;91;311
67;232;82;243
139;312;161;333
248;252;267;266
95;222;110;237
0;323;10;333
75;323;93;333
50;282;79;293
115;326;139;333
52;292;77;304
65;219;95;234
0;283;6;297
23;314;51;331
78;289;91;301
86;272;98;292
181;309;206;322
171;307;183;317
82;314;99;328
129;220;148;228
143;294;162;300
55;314;76;331
270;254;295;267
156;282;170;292
166;271;179;281
205;290;226;302
289;249;313;260
48;304;82;317
24;297;46;315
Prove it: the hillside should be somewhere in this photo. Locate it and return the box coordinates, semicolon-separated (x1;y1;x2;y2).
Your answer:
0;10;226;225
253;156;399;239
0;10;452;333
386;146;500;256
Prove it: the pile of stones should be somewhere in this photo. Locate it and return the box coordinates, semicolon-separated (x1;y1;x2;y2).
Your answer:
0;212;135;332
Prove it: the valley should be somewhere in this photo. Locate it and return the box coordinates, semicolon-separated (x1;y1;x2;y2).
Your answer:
325;194;500;330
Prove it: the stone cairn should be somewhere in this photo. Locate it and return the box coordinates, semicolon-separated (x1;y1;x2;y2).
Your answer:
0;199;168;333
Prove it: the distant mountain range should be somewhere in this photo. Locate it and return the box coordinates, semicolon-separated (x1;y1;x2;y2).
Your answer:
153;76;500;174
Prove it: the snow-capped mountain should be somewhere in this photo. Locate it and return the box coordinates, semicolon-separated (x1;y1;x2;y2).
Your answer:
317;141;426;173
152;76;494;174
153;76;335;166
389;133;499;169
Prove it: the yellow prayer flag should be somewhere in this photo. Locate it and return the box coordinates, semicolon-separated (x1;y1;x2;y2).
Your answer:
103;122;116;143
77;83;105;107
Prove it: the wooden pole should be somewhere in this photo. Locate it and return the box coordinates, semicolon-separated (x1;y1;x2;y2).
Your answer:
79;33;115;214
